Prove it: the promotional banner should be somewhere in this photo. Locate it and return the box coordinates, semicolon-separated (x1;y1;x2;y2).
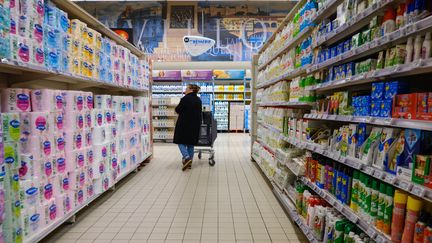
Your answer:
213;70;245;80
183;36;215;56
152;70;182;81
181;70;213;81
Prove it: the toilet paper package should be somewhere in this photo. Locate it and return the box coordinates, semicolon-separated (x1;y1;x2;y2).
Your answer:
31;89;55;112
74;187;86;206
40;157;54;178
92;126;107;144
64;130;83;152
1;113;21;143
93;177;103;195
22;206;42;237
110;155;118;170
104;109;113;125
93;143;109;163
52;111;64;131
42;198;58;225
53;132;65;154
44;25;60;49
20;112;52;135
57;172;69;194
86;147;94;165
86;182;94;199
32;44;45;66
53;153;66;175
77;169;86;189
92;109;104;127
62;91;84;112
63;111;84;131
1;89;31;112
4;142;19;169
44;48;61;71
65;149;85;171
84;128;93;147
67;170;78;191
19;180;39;208
19;154;39;180
110;141;116;155
63;191;73;213
40;176;57;202
94;95;111;109
84;110;92;129
19;135;41;160
54;194;64;219
91;160;103;180
86;165;93;181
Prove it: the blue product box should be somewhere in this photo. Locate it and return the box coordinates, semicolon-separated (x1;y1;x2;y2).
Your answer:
384;81;409;100
357;123;367;147
344;39;351;52
346;62;355;77
340;64;347;79
371;100;381;117
337;42;344;55
371;82;384;100
331;47;337;58
380;99;392;118
402;129;422;167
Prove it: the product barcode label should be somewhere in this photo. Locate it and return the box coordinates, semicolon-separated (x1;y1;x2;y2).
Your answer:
373;170;383;179
384;174;396;184
367;227;377;238
364;167;374;175
398;181;411;191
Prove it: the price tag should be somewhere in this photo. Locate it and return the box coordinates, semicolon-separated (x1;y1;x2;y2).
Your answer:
364;167;374;175
336;203;344;211
375;235;386;243
367;227;377;238
398;180;412;191
374;170;384;179
317;114;323;119
411;185;425;197
384;174;396;184
318;190;325;197
328;115;336;120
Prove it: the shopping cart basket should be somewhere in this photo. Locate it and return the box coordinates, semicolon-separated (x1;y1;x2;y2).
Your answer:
195;112;217;166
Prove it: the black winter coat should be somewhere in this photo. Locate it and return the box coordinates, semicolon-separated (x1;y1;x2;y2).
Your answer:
173;93;202;145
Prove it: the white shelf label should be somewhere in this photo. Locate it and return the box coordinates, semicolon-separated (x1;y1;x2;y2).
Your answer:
384;174;396;184
373;170;384;179
336;203;344;211
367;227;377;238
375;235;387;243
398;180;412;191
411;185;425;197
364;167;374;175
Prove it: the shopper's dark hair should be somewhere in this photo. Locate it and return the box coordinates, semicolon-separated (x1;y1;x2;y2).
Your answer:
188;84;200;93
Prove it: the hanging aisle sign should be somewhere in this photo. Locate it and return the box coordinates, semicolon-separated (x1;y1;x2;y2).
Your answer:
183;36;215;56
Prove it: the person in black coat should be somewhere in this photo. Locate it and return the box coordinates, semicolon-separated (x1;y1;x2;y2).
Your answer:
174;84;202;171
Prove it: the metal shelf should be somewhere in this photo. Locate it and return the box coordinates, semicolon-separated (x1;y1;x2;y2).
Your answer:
258;26;313;71
257;121;283;133
304;113;432;131
280;134;432;205
309;16;432;74
256;66;308;89
0;61;148;93
251;153;274;183
306;58;432;92
314;0;399;47
301;177;391;243
152;90;183;93
257;101;314;109
25;153;152;243
256;139;277;155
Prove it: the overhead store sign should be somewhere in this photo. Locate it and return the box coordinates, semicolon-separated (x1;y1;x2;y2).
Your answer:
183;36;215;57
152;70;182;81
181;70;213;81
213;70;245;80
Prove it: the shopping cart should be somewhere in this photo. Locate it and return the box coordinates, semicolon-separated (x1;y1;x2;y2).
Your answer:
195;111;217;166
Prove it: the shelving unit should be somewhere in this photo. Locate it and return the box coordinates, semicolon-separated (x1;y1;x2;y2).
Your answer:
0;1;153;242
251;0;432;242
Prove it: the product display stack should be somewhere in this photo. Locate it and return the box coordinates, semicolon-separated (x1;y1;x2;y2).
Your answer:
252;0;432;242
0;1;153;242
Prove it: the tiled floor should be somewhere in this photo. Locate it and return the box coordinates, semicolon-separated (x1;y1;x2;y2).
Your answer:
45;134;307;243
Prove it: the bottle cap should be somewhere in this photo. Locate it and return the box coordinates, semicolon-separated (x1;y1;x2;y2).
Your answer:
393;189;408;204
407;195;423;211
383;8;396;22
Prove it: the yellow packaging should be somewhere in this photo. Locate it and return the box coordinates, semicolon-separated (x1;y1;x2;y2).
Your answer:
83;45;94;63
225;94;234;100
235;85;245;91
215;94;224;99
95;32;102;50
71;38;82;58
86;28;95;47
226;85;234;91
215;85;224;91
71;58;81;75
70;19;87;37
81;61;90;77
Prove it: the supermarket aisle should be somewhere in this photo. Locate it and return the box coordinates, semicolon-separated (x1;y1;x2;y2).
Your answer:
47;134;306;243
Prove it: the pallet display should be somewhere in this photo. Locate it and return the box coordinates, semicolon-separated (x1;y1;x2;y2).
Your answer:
251;0;432;242
0;1;153;242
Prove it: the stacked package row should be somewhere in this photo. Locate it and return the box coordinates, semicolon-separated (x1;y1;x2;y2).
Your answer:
0;88;151;243
0;0;150;90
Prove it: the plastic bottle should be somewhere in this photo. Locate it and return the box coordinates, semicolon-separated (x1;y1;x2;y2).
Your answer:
370;180;379;224
382;8;396;35
384;185;395;235
391;190;408;242
421;32;431;60
414;35;424;61
401;196;423;243
296;184;305;213
413;212;427;243
350;170;359;212
307;197;317;227
405;37;414;64
376;183;386;230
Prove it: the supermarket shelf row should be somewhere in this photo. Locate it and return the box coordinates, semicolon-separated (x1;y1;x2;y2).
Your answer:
300;177;390;243
257;120;283;133
273;187;320;243
279;134;432;204
256;66;308;89
306;58;432;92
26;153;152;243
251;154;274;183
256;139;277;155
257;101;313;108
304;113;432;131
1;61;149;93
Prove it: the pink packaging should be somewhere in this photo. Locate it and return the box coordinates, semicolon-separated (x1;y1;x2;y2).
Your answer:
52;111;64;131
62;91;83;112
84;92;93;110
92;109;105;127
40;176;58;202
64;130;83;152
84;129;92;148
63;111;84;131
53;132;65;154
55;194;65;219
54;153;66;175
31;89;55;112
40;157;54;177
20;112;52;135
1;88;31;112
86;165;94;181
75;188;86;206
43;198;58;225
94;143;109;163
58;172;70;193
19;154;39;180
86;147;94;165
19;135;42;160
86;182;94;198
65;149;85;171
84;110;92;129
64;191;74;213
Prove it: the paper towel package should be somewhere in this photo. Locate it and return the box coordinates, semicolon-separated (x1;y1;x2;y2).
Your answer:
2;113;21;143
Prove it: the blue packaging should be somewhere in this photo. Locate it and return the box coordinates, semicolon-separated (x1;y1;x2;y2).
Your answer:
371;82;384;100
44;3;57;27
331;46;337;58
44;26;60;49
44;48;60;70
402;129;422;167
357;123;367;147
61;52;70;73
344;39;351;52
57;9;69;33
384;81;409;100
371;101;381;117
346;62;355;77
337;42;344;55
380;99;392;118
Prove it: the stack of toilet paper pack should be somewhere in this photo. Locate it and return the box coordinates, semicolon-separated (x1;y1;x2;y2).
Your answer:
0;0;150;91
0;88;151;243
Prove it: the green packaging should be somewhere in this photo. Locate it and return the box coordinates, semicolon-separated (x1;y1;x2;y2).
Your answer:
350;170;359;212
370;180;379;222
376;51;385;69
383;185;395;232
376;183;387;230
